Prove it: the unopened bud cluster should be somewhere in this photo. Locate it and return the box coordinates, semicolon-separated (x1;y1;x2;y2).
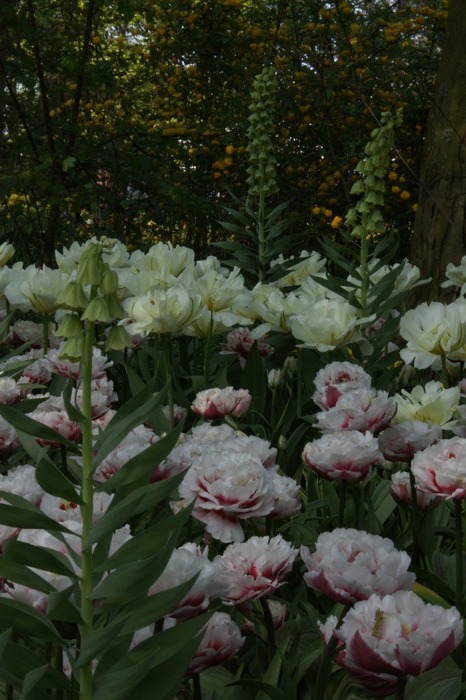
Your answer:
345;109;403;238
246;66;278;199
57;240;130;360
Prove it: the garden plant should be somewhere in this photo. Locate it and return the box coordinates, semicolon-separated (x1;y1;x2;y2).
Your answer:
1;6;466;695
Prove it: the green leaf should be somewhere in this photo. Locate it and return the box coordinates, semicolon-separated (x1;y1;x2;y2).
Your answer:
241;342;266;418
406;666;462;700
75;618;130;668
22;665;49;699
86;472;184;548
0;598;64;643
0;556;54;594
0;493;72;533
93;614;208;700
0;403;75;447
62;375;85;422
35;452;82;504
114;578;201;635
46;583;83;624
92;539;176;603
91;378;166;468
3;538;78;578
93;506;193;574
100;422;184;491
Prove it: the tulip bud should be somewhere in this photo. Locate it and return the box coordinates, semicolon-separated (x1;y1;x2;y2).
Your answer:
0;242;15;267
267;368;283;390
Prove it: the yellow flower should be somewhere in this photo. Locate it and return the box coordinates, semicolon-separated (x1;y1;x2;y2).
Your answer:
400;190;411;200
312;206;321;216
330;216;342;229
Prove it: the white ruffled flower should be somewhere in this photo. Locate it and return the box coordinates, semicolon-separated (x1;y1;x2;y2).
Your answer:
301;528;415;604
148;542;223;619
399;301;466;369
289;298;364;351
411;437;466;499
186;612;245;677
214;535;298;604
312;361;372;410
315;387;397;434
123;284;203;335
334;591;463;687
394;381;460;429
378;421;442;461
303;431;382;481
179;452;275;543
5;266;71;314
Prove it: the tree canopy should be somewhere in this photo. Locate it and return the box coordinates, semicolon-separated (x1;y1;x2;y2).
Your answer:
0;0;447;263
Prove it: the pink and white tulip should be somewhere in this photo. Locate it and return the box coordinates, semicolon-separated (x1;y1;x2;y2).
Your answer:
148;543;222;619
411;437;466;499
303;431;382;481
185;612;245;677
178;453;275;542
215;535;298;605
301;528;415;604
315;386;397;434
312;361;372;410
378;421;441;462
389;471;442;510
191;387;252;420
334;591;463;694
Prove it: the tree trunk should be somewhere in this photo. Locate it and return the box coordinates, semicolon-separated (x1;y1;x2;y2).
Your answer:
409;0;466;304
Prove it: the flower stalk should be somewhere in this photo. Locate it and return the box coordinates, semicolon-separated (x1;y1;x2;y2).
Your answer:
455;499;464;615
78;318;96;700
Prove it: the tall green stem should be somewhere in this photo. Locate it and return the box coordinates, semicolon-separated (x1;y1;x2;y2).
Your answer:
296;347;303;418
260;597;276;654
359;232;369;313
408;467;422;567
203;312;214;388
161;334;174;429
455;499;464;615
79;319;95;700
394;676;407;700
338;481;347;527
257;187;265;282
43;312;50;353
441;354;449;388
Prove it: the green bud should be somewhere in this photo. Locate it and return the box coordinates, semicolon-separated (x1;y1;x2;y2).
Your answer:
278;435;288;451
57;281;88;310
82;295;123;323
59;332;85;361
81;297;111;323
104;325;132;352
55;313;83;338
100;269;119;295
77;242;105;286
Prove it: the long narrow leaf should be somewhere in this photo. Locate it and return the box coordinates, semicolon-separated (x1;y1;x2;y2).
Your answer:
0;403;75;447
86;472;184;547
35;452;82;504
91;380;166;468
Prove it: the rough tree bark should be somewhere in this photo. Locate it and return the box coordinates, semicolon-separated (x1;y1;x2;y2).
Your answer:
409;0;466;303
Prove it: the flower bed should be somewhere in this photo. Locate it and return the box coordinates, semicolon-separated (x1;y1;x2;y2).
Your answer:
0;237;464;699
